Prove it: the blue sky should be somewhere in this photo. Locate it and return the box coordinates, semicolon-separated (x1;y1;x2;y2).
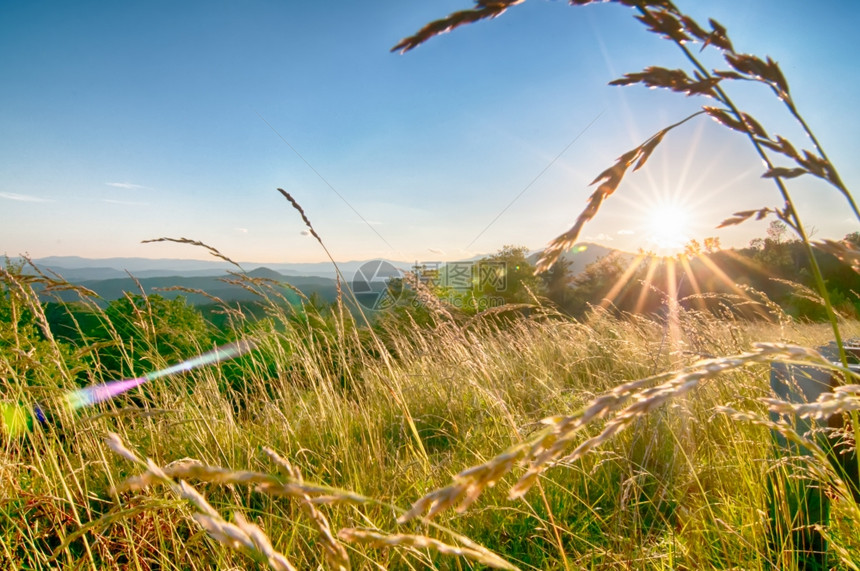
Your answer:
1;0;858;263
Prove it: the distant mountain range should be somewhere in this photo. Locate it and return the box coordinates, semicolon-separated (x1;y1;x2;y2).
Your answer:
25;255;399;280
12;244;625;305
30;268;340;306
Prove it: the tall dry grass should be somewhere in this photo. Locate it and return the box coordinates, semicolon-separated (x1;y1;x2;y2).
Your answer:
3;255;860;568
3;1;860;569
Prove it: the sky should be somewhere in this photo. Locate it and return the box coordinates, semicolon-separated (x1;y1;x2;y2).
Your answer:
1;0;858;264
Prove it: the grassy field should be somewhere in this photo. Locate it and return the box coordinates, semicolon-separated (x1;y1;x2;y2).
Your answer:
3;1;860;568
3;260;860;570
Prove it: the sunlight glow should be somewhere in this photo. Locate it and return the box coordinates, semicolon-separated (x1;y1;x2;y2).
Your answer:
647;203;691;254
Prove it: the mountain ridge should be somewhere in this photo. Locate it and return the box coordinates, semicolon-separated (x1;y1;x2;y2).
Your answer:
12;244;633;306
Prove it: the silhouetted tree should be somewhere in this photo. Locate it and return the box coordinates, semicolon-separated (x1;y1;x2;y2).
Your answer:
703;236;722;253
475;245;544;306
541;256;576;314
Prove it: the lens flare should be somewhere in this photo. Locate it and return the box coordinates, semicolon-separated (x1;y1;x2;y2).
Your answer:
65;339;255;411
2;339;256;437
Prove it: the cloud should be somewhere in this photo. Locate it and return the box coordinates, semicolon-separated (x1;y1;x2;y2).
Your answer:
427;248;445;255
617;229;635;235
102;198;147;206
0;192;51;202
300;230;311;236
584;233;613;242
106;182;145;190
235;227;248;234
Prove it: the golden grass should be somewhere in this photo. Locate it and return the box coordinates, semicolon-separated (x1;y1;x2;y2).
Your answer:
3;2;859;567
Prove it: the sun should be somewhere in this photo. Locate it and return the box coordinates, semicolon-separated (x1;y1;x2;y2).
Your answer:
647;202;691;254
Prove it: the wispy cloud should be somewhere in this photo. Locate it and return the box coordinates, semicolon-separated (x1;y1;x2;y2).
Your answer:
0;192;52;203
106;182;145;190
617;229;635;235
584;233;614;242
428;247;445;255
235;227;248;234
102;198;148;206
